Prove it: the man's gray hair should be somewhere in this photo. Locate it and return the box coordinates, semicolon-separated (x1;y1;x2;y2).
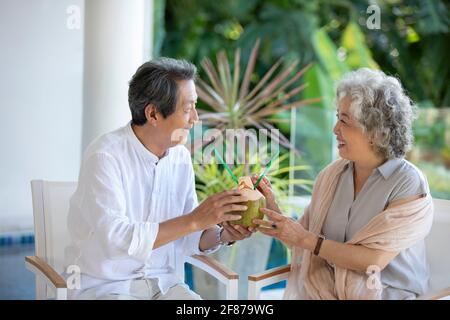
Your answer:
128;57;197;125
336;68;417;159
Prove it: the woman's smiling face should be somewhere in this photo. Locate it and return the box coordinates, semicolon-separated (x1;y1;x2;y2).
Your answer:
333;95;374;162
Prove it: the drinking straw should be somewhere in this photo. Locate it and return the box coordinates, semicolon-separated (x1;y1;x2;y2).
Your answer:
212;147;239;185
253;150;280;189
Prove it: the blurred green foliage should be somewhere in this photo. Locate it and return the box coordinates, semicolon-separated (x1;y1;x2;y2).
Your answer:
413;109;450;151
410;108;450;199
415;162;450;200
157;0;450;198
160;0;450;108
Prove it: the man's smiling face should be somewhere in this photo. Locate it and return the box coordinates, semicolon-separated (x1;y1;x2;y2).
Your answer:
157;79;199;147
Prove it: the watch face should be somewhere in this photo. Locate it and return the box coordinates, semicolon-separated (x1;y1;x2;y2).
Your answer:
217;226;225;245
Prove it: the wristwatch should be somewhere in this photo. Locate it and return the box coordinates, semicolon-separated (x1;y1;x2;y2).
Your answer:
217;225;235;247
313;234;325;256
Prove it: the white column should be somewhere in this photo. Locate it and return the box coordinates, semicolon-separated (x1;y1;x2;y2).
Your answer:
82;0;153;150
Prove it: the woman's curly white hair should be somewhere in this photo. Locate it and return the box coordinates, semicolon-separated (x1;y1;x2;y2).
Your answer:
336;68;417;159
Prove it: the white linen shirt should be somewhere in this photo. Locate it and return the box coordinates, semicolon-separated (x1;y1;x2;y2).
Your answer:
64;122;208;298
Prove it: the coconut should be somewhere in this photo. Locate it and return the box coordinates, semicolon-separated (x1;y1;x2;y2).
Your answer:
230;176;266;228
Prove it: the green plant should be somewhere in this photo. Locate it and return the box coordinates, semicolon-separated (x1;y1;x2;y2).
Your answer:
194;150;313;217
195;39;321;153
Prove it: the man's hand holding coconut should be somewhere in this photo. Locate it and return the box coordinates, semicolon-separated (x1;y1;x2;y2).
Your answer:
191;189;255;249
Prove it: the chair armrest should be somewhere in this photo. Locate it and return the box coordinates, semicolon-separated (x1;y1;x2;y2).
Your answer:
25;256;67;288
248;264;291;300
416;287;450;300
186;254;238;284
248;264;291;282
25;256;67;300
187;254;239;300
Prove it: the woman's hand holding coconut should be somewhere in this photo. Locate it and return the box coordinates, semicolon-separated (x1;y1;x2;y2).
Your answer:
253;208;314;248
250;175;282;213
251;176;316;249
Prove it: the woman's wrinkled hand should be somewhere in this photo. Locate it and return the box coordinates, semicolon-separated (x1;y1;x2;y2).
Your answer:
251;175;281;213
253;208;312;248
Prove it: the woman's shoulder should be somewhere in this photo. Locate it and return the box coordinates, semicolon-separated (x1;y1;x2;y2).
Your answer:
395;159;426;184
389;159;429;201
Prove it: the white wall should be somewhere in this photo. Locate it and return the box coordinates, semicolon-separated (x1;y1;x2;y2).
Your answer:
0;0;85;233
0;0;153;234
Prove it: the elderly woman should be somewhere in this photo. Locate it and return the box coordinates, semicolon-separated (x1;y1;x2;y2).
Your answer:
252;68;433;300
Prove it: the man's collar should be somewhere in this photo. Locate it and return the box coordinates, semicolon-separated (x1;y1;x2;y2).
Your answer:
127;122;170;164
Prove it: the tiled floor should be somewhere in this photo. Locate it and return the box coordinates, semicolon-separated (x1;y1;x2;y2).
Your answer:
0;244;35;300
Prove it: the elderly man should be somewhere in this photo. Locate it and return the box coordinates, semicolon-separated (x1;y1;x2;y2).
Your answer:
65;58;252;300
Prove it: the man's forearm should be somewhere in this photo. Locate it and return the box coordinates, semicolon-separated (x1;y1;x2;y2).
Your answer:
153;213;198;249
199;227;220;252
